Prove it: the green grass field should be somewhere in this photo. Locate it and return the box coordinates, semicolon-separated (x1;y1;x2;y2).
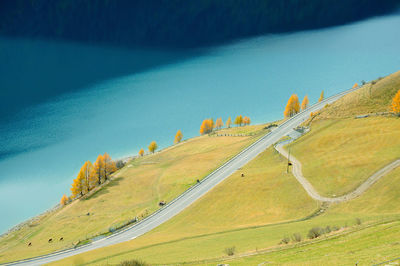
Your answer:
288;116;400;197
52;164;400;265
0;126;267;263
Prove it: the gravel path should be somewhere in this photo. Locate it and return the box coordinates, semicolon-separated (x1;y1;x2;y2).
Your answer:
275;140;400;203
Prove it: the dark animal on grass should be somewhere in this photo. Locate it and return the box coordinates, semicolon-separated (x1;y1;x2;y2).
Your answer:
48;238;53;243
28;242;32;247
59;237;64;241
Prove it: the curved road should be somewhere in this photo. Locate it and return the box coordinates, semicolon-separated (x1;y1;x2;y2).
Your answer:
275;141;400;202
5;87;360;266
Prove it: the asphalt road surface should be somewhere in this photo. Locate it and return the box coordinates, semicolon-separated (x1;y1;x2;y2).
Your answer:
5;86;359;266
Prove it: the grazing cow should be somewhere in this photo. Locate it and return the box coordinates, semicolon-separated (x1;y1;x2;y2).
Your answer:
241;173;245;177
59;237;64;241
28;242;32;247
48;238;53;243
197;179;200;183
159;200;166;206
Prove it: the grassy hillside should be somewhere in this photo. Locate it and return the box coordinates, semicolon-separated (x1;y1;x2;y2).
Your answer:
288;71;400;196
0;126;267;263
52;156;400;265
316;70;400;119
51;71;400;265
288;116;400;196
211;167;400;266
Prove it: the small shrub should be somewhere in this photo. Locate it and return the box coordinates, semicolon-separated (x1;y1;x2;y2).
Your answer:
116;160;125;169
292;233;302;242
332;226;340;231
119;259;148;266
355;218;362;225
325;226;331;234
224;246;236;256
280;236;290;244
308;227;323;239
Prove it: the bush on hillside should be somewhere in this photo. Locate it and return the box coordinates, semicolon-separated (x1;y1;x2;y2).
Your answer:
280;236;290;244
325;226;331;233
307;227;324;239
291;233;302;242
116;160;126;169
224;246;236;256
355;218;362;225
119;259;148;266
332;226;340;231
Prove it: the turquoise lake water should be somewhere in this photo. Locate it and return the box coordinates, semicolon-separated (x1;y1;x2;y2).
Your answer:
0;14;399;233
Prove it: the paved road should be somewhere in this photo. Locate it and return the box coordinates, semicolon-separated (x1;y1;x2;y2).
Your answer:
275;141;400;203
5;87;360;266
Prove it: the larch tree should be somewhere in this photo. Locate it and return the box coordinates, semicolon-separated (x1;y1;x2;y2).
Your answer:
78;161;95;193
139;148;144;157
318;90;324;102
243;116;251;125
200;119;214;135
353;83;358;88
94;154;105;185
148;141;158;153
284;94;300;117
234;115;243;126
301;95;309;110
215;118;224;130
174;130;183;144
103;152;117;181
70;172;84;198
226;117;232;128
391;89;400;115
60;194;68;206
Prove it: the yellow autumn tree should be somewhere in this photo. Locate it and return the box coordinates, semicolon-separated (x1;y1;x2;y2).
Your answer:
174;130;183;144
60;194;68;205
200;119;214;135
103;152;117;181
70;172;84;198
353;83;358;88
243;116;251;125
148;141;158;153
391;89;400;115
139;148;144;157
234;115;243;126
215;118;224;130
301;95;309;110
93;154;105;185
78;161;96;193
226;117;232;128
284;94;300;117
318;90;324;102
